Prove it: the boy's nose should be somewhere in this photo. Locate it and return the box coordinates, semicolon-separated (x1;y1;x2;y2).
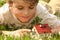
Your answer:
24;10;29;15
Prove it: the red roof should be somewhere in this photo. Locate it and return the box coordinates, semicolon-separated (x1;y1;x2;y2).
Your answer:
35;24;51;34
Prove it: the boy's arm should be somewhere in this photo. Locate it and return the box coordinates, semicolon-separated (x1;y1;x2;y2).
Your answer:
1;29;31;37
0;13;4;24
0;3;8;24
37;3;60;33
41;12;60;33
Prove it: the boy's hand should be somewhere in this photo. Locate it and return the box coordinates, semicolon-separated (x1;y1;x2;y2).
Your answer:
2;29;31;37
51;27;60;34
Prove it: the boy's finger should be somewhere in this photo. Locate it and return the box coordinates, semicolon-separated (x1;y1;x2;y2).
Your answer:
21;29;31;32
16;29;31;32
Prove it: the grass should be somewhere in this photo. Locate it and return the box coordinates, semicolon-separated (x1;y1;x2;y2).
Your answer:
0;34;32;40
0;33;60;40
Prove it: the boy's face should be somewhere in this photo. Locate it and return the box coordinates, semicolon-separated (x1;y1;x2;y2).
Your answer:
11;0;36;23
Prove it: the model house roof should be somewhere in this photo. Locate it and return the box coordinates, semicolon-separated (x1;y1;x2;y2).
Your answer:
34;24;51;34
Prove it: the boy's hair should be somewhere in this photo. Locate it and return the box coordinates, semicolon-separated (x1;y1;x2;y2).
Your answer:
23;0;39;5
7;0;39;5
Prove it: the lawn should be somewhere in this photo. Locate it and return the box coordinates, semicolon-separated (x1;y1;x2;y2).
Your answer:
0;33;60;40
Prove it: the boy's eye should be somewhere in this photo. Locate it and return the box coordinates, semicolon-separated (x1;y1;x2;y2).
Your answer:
29;6;34;9
17;7;24;10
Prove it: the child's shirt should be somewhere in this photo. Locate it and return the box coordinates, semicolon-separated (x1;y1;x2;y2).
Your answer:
0;3;60;30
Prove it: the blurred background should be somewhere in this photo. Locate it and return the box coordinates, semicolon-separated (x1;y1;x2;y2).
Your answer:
39;0;60;19
0;0;6;7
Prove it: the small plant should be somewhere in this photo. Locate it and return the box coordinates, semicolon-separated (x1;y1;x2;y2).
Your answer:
0;0;6;7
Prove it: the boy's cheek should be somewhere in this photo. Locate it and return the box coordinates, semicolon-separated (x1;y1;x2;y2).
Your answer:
12;8;19;14
12;8;23;14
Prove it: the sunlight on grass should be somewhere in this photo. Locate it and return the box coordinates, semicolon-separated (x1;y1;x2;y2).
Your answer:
0;33;60;40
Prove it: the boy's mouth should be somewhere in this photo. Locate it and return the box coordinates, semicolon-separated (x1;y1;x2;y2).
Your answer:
21;16;30;18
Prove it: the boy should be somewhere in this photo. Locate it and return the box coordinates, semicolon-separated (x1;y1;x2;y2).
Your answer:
0;0;60;36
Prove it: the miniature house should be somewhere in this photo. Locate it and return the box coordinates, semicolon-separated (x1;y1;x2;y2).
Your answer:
32;24;51;35
32;24;51;39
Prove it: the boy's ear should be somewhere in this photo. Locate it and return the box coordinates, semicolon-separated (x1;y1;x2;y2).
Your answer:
6;0;13;7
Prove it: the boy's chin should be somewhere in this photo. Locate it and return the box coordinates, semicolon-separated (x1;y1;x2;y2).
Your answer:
19;20;29;23
20;21;29;23
17;18;30;23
